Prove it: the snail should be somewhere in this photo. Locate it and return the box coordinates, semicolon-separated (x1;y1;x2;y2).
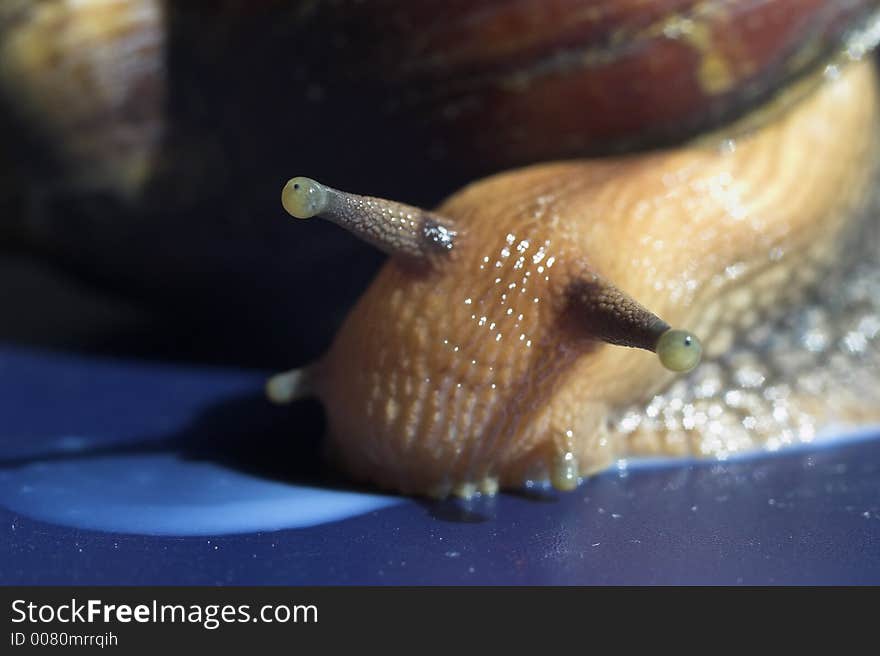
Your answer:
2;2;880;497
268;55;880;497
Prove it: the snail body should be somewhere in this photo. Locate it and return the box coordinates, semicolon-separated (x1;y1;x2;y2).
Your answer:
272;59;880;497
1;2;880;497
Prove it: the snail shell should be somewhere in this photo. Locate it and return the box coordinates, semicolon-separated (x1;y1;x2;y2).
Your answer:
316;0;880;170
0;0;165;196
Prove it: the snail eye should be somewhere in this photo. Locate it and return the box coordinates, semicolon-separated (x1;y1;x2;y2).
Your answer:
281;176;328;218
656;329;702;373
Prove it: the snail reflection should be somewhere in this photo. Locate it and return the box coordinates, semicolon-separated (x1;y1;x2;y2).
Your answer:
0;1;880;503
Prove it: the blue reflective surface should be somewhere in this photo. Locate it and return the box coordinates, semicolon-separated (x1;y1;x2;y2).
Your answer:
0;453;398;536
2;345;879;585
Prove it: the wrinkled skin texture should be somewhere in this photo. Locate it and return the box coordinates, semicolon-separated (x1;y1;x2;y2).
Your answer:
313;62;880;496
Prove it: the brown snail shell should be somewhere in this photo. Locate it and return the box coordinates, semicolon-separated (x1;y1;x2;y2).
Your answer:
313;0;880;169
3;1;877;201
0;0;165;197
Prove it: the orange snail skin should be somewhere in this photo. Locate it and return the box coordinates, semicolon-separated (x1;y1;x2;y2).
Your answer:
269;58;880;498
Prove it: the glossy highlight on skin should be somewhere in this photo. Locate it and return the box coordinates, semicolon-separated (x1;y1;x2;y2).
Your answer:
271;59;880;499
279;177;698;368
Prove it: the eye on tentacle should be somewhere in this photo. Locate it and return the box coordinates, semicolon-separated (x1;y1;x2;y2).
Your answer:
269;177;462;409
279;178;702;376
281;177;456;260
565;276;702;373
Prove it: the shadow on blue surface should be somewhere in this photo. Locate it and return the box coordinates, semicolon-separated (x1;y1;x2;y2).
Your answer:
1;346;879;584
0;348;402;536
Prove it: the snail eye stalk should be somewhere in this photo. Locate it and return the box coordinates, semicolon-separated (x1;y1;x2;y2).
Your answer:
567;277;702;373
281;177;456;259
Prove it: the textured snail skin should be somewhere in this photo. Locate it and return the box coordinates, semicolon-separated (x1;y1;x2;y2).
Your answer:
296;60;880;498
